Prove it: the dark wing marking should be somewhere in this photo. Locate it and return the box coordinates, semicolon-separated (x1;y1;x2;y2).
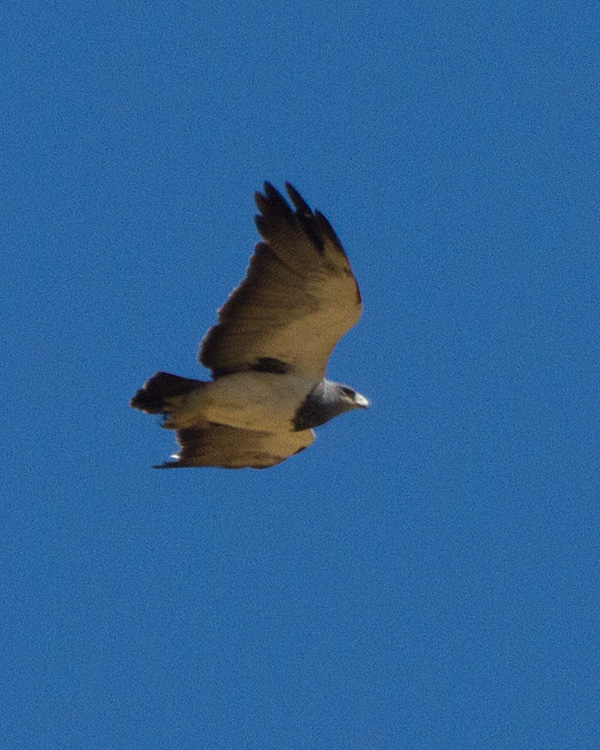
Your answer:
155;422;315;469
199;183;361;380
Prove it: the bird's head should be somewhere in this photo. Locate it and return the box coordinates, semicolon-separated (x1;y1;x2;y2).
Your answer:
336;384;370;411
293;380;369;431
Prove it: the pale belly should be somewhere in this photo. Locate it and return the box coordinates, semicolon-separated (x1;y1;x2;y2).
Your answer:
169;372;316;431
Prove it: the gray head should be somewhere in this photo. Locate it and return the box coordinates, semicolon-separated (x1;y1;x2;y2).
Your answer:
293;380;369;431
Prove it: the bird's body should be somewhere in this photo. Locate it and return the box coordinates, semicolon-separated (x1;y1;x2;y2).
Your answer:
131;182;368;469
162;371;315;432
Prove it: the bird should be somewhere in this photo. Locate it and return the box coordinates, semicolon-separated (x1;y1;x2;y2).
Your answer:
130;182;368;469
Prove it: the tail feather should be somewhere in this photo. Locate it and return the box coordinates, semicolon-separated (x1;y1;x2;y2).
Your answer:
130;371;204;414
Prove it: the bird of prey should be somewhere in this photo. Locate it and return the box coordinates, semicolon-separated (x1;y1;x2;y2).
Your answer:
131;182;368;469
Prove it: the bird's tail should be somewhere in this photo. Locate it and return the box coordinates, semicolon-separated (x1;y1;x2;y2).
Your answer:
130;371;206;414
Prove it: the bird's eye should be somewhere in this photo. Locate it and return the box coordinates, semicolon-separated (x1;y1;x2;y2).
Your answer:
341;387;354;398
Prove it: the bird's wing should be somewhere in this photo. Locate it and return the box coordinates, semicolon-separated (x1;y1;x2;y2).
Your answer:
199;183;361;381
154;422;315;469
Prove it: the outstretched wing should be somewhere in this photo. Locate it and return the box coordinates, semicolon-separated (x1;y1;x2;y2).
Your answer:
199;183;361;381
155;422;315;469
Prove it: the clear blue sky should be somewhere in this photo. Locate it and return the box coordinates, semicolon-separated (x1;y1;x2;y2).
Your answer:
3;1;599;747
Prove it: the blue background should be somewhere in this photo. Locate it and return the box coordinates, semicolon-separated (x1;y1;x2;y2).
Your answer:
3;1;599;747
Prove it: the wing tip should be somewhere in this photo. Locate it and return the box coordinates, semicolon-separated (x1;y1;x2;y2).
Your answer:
284;182;312;215
254;182;292;224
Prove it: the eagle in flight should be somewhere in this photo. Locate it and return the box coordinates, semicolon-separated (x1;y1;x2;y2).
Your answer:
131;182;368;469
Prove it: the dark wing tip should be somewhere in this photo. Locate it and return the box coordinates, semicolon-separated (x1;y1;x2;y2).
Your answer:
254;190;267;212
285;182;313;216
314;209;344;252
288;184;346;254
262;181;287;207
255;182;293;218
256;181;311;217
255;180;315;219
254;181;353;267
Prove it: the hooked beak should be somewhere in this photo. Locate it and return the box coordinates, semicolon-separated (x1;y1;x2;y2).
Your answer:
354;392;370;409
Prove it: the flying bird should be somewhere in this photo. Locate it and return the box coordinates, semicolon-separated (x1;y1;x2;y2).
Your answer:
131;182;368;469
